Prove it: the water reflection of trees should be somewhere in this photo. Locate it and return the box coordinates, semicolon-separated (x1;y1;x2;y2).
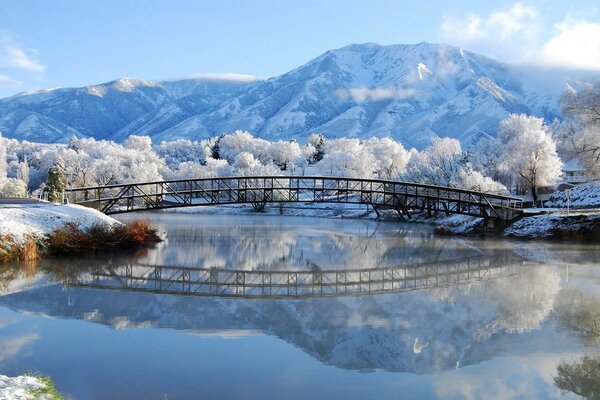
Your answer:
556;289;600;339
0;261;568;374
136;219;511;271
554;355;600;399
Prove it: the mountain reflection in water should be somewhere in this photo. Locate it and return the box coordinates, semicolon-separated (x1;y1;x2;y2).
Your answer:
1;214;600;399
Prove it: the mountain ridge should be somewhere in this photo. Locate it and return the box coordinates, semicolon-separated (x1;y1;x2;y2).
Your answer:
1;42;598;148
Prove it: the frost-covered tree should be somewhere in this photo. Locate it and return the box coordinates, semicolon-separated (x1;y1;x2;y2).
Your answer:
405;137;465;186
123;135;153;152
497;114;562;204
364;137;410;179
307;133;326;163
45;159;68;202
0;178;28;198
210;134;225;160
233;152;261;170
559;84;600;177
156;139;207;169
269;140;302;171
0;133;6;180
62;148;92;188
449;167;508;194
318;147;376;178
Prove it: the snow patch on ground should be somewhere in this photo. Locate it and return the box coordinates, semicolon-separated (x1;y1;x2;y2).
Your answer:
0;202;121;243
546;182;600;208
0;375;49;400
505;212;600;238
505;214;558;238
435;214;485;234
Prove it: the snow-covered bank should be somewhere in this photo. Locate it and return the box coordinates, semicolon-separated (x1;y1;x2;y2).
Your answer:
505;212;600;240
0;374;62;400
0;202;119;244
0;202;160;261
546;182;600;208
432;210;600;242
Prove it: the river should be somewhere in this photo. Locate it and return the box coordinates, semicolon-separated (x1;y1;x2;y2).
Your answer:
0;213;599;399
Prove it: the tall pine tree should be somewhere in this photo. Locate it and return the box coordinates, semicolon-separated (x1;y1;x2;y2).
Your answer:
45;159;68;202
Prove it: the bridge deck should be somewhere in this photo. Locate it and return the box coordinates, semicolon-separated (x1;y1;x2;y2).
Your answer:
64;176;523;220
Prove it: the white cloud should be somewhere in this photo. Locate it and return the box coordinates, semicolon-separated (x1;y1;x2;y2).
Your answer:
439;3;540;61
537;21;600;70
189;72;265;82
439;3;600;71
2;47;45;72
0;34;46;73
0;74;22;87
335;87;417;103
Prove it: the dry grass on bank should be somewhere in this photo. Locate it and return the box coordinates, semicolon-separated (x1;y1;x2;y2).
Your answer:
0;220;161;261
47;219;161;256
0;235;40;262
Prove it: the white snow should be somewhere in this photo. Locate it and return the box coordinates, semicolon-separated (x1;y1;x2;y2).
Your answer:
0;375;50;400
417;63;432;80
0;202;121;243
436;214;485;234
504;211;600;238
546;182;600;208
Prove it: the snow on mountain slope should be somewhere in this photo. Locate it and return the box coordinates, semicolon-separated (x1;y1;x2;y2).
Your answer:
0;42;597;148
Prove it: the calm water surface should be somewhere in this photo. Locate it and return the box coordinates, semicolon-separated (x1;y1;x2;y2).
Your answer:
1;213;600;399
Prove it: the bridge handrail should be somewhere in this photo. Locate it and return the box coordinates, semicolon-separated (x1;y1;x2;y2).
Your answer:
107;254;522;276
64;175;523;204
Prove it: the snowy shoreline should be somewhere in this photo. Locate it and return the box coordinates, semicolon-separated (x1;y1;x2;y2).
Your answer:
162;203;600;242
0;374;62;400
0;202;120;244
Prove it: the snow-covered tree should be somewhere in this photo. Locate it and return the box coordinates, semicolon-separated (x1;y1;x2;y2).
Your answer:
218;131;270;163
364;137;410;179
123;135;153;152
233;152;261;170
0;178;28;198
269;140;302;171
405;137;465;186
559;84;600;177
307;133;326;163
45;159;68;202
156;139;207;169
449;167;508;194
496;114;562;203
0;133;6;181
318;148;376;178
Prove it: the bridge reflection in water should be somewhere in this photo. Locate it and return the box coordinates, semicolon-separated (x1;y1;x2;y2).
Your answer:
72;255;524;298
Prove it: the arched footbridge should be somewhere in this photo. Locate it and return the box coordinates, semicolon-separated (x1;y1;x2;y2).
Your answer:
64;176;523;220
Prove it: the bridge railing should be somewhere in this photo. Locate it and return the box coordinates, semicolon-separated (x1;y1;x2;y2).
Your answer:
71;254;524;298
64;176;523;219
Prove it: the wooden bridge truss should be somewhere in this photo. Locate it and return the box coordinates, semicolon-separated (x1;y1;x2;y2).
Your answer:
64;176;523;220
71;255;523;299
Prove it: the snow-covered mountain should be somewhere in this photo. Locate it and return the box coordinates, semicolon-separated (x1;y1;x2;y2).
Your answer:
1;42;598;148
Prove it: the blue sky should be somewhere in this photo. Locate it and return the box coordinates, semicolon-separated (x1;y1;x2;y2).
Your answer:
0;0;599;98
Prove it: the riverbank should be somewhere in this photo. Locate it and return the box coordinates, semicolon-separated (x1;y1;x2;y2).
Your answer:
166;202;600;242
434;210;600;242
0;374;63;400
0;202;161;261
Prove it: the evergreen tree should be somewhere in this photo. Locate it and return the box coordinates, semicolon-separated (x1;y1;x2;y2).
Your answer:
45;159;68;202
211;134;225;160
308;133;326;164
